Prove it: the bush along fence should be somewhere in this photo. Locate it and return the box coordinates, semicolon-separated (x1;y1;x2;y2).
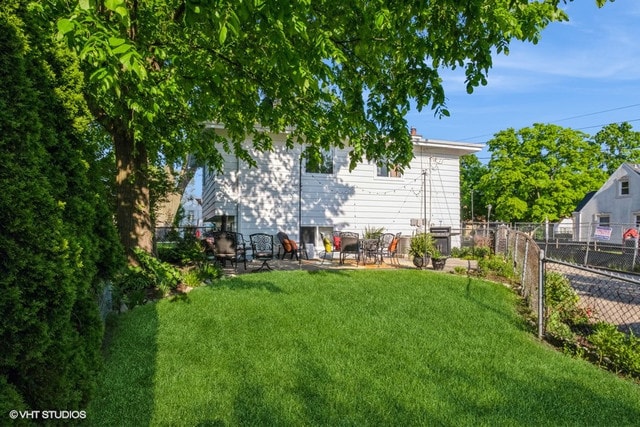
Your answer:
494;226;640;378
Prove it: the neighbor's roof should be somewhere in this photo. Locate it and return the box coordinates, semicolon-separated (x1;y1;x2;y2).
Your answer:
574;191;596;212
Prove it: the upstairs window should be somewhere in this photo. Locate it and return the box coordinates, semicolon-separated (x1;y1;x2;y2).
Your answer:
305;149;333;174
376;163;402;178
619;179;630;196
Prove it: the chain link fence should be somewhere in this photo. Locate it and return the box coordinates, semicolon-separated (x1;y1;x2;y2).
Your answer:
513;221;640;272
155;226;217;243
494;226;640;338
494;227;544;336
544;260;640;336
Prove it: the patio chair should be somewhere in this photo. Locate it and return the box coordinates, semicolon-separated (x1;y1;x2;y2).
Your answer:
319;232;336;264
379;232;399;265
207;230;247;270
250;233;274;271
339;231;360;265
361;237;381;265
276;231;299;260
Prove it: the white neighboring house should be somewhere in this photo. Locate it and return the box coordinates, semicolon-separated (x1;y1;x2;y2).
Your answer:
201;127;483;255
573;162;640;244
179;195;203;228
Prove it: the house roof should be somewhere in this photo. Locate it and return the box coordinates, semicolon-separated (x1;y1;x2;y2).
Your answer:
411;136;483;154
205;122;484;155
574;191;596;212
625;162;640;175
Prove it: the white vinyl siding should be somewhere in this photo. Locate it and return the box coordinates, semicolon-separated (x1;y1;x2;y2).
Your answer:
202;131;479;248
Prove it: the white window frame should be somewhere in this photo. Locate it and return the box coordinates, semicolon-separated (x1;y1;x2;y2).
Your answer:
619;178;630;196
598;214;610;227
375;162;403;179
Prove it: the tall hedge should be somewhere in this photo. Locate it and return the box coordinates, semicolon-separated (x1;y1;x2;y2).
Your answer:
0;2;122;413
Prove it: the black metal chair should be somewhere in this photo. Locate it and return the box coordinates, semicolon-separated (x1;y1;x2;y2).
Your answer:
379;232;398;265
362;238;381;265
339;231;360;265
207;231;247;270
250;233;274;272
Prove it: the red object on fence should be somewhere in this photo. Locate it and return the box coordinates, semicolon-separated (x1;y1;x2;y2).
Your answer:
623;228;639;240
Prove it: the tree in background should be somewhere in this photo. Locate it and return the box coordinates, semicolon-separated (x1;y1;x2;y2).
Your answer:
478;124;606;223
0;2;122;412
460;154;489;221
50;0;578;261
594;122;640;173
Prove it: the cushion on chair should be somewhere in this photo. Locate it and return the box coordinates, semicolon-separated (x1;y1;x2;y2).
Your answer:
389;238;398;252
333;236;341;251
323;237;332;253
282;239;298;252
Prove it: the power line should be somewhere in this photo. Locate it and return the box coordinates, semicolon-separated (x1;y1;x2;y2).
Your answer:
553;104;640;123
456;104;640;143
574;117;640;131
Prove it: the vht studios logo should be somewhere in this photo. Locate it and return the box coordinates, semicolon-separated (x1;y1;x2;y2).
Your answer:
9;410;86;420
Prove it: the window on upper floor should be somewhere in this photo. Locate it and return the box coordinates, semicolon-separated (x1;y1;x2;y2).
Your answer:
635;214;640;228
376;163;402;178
305;148;333;174
619;178;629;196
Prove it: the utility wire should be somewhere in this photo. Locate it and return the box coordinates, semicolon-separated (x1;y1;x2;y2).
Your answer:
553;103;640;123
457;104;640;143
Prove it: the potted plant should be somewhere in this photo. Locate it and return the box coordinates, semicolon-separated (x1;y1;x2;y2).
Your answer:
430;247;448;270
408;233;436;269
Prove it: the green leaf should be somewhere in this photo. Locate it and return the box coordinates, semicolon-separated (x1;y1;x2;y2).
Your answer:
374;13;384;29
78;0;91;10
105;0;123;12
108;37;126;47
57;19;74;35
112;43;131;55
219;25;228;44
115;6;128;19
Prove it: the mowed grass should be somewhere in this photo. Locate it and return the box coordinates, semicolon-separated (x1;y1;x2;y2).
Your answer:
89;270;640;426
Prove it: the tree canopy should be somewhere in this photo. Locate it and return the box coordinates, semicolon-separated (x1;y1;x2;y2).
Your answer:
460;154;489;221
594;122;640;173
46;0;583;258
474;122;640;223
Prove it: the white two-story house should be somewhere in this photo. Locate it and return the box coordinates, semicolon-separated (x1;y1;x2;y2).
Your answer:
573;162;640;244
201;127;482;256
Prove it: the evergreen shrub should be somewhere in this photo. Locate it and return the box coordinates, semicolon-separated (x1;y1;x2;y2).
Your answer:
0;8;122;411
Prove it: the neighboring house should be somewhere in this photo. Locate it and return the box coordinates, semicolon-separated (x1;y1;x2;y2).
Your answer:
179;195;203;228
573;163;640;244
201;127;483;255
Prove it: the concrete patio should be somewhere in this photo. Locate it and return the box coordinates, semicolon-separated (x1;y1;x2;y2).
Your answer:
223;255;477;275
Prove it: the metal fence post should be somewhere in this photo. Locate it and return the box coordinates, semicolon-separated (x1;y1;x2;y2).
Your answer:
633;236;638;271
522;239;529;285
538;249;545;339
583;222;591;266
513;233;519;277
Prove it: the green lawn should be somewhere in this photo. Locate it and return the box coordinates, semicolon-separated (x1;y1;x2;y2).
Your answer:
89;270;640;426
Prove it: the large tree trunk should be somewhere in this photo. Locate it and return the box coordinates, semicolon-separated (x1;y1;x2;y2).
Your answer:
113;124;152;264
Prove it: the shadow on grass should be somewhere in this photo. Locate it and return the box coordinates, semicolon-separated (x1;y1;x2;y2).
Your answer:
207;277;284;293
89;304;158;425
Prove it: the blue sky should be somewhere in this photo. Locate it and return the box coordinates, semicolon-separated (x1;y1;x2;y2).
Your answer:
406;0;640;162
